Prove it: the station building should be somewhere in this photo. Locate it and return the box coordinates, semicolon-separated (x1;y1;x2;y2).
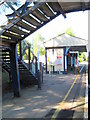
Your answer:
44;33;88;74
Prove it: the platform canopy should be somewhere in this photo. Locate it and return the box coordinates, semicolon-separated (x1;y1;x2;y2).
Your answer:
44;33;88;52
0;1;90;45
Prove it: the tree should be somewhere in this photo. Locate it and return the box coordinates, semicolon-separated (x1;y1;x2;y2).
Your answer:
78;52;86;62
17;40;31;60
39;47;45;56
82;53;86;61
38;34;45;56
32;34;45;57
66;28;75;37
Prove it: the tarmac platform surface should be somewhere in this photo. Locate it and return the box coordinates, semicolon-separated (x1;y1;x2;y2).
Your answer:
2;68;88;119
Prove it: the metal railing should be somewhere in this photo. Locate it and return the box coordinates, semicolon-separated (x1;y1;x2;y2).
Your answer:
18;41;43;85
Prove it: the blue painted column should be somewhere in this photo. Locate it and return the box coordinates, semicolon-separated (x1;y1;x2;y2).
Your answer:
65;54;67;72
21;2;30;15
64;47;67;73
45;48;47;74
89;52;90;85
64;48;65;73
10;44;20;97
19;41;22;60
88;52;90;111
41;63;43;83
28;46;31;70
71;53;73;70
52;49;54;74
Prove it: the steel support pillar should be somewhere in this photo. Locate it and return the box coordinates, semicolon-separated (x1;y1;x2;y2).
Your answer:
45;48;47;73
88;52;90;116
64;47;66;73
10;44;20;97
64;47;67;73
71;54;73;70
88;52;90;112
28;46;31;70
19;41;22;60
74;54;76;68
65;55;67;72
52;49;54;74
38;69;41;89
21;1;30;15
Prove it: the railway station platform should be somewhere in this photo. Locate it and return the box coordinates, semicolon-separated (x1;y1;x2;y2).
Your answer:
2;64;88;119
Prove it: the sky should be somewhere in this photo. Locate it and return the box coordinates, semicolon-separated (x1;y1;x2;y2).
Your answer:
27;10;88;43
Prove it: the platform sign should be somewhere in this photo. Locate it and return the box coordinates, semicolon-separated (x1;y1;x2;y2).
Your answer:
56;49;63;65
55;49;64;71
47;48;64;72
57;55;62;65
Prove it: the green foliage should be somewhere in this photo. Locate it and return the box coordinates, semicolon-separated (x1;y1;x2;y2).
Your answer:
78;52;86;62
22;40;31;48
32;34;45;57
78;57;83;62
17;34;45;60
39;47;45;56
83;53;86;61
66;28;75;37
23;49;28;60
23;54;28;60
17;40;31;60
38;34;45;42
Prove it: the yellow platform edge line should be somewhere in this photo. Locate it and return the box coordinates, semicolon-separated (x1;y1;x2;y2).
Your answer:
51;74;79;120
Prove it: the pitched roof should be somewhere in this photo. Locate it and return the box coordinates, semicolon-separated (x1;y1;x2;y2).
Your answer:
44;33;88;48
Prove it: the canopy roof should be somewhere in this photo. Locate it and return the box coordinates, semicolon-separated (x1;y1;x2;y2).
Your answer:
44;33;88;52
0;1;90;45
